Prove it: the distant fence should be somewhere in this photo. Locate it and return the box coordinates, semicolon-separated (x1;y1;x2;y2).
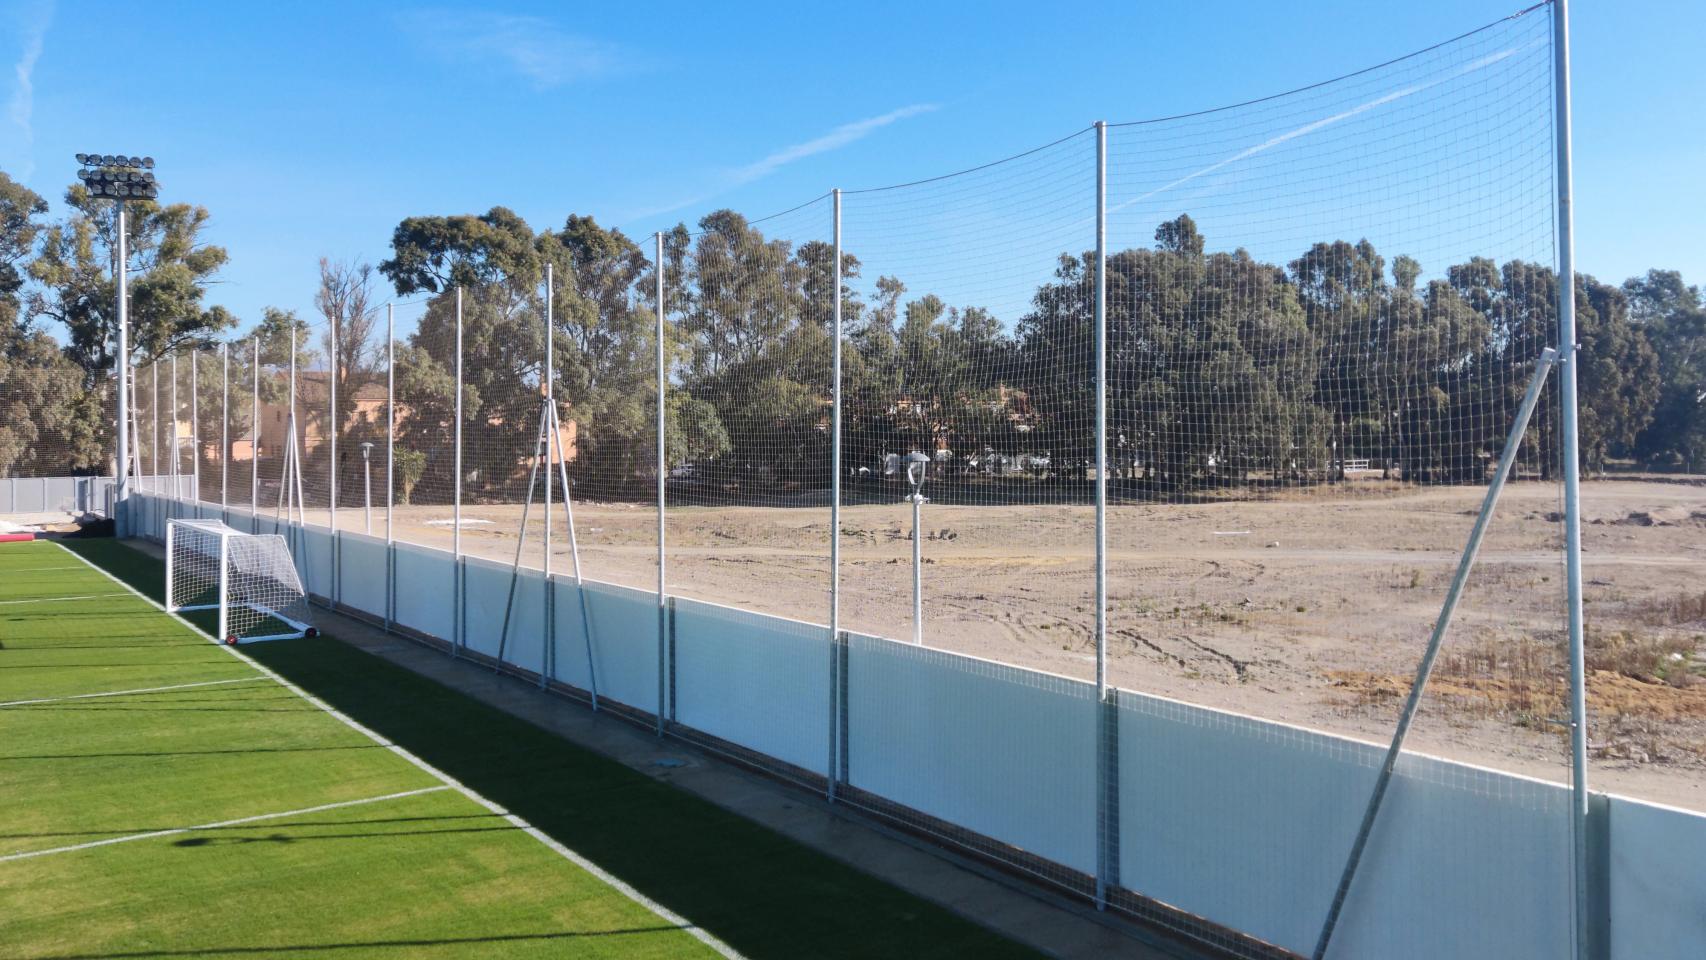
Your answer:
0;475;192;518
126;489;1705;960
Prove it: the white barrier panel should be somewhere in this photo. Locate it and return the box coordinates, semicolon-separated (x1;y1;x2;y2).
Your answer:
125;493;145;538
337;532;389;617
1117;693;1573;959
1332;754;1573;959
1118;694;1375;951
392;541;455;642
1609;796;1706;959
457;558;507;659
146;494;165;540
225;507;259;535
672;597;830;774
461;556;546;670
555;579;659;714
846;634;1097;875
548;579;594;692
506;569;549;676
127;493;147;539
296;524;335;601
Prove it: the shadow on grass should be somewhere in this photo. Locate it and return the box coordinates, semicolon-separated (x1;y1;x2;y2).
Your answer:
0;811;503;841
21;926;697;959
0;742;384;762
168;823;524;846
61;538;1045;960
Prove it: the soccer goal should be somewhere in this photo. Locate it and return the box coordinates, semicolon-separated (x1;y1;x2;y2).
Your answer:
166;518;317;645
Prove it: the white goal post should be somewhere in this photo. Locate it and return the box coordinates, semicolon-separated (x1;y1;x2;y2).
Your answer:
166;518;316;644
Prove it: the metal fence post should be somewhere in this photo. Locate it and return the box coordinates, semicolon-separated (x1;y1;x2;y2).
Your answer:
1551;3;1592;957
655;231;667;736
191;349;199;501
544;263;555;687
330;309;339;531
251;337;260;524
829;188;844;800
169;353;178;501
221;343;229;514
1092;120;1117;911
329;305;339;608
151;361;159;482
385;304;396;629
454;286;465;656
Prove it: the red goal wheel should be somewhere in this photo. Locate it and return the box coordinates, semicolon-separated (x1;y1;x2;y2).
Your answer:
304;628;320;639
224;635;239;646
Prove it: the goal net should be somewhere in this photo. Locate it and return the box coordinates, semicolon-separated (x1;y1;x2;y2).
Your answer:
166;518;315;644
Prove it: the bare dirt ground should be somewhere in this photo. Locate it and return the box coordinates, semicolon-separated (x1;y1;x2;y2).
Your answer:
317;477;1706;812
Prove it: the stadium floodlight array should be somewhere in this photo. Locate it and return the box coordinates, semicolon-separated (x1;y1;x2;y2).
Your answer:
75;153;159;200
166;518;317;644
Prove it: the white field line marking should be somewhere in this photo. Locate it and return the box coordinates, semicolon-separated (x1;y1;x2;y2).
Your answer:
0;786;450;863
0;592;134;606
0;676;266;708
52;543;744;960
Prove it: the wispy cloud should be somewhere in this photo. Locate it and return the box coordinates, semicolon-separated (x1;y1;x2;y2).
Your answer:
1115;44;1531;214
398;8;633;88
731;104;939;186
629;103;940;221
6;0;53;180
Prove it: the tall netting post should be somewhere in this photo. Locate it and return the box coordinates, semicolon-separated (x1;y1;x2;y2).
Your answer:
453;286;464;653
655;230;668;732
190;349;200;501
385;303;395;627
542;264;555;683
1550;3;1591;954
329;311;338;534
169;353;179;501
250;337;261;520
1092;119;1115;910
150;360;159;484
828;190;844;798
220;343;229;512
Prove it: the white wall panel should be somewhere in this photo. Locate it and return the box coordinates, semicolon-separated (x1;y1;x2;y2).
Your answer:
847;634;1097;874
392;541;454;641
1609;796;1706;959
673;598;830;774
336;532;389;619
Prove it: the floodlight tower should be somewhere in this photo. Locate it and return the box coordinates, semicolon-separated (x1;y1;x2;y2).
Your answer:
905;450;930;645
77;153;159;535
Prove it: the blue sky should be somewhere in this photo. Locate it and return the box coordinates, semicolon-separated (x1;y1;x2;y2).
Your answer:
2;0;1701;333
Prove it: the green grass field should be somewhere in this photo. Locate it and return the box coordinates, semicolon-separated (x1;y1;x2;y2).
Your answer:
0;538;1043;960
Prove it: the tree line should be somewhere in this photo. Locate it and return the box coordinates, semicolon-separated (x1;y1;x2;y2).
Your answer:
3;167;1702;502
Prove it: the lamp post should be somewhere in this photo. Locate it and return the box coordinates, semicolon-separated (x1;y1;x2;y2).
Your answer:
77;153;157;536
905;450;930;645
361;442;375;534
